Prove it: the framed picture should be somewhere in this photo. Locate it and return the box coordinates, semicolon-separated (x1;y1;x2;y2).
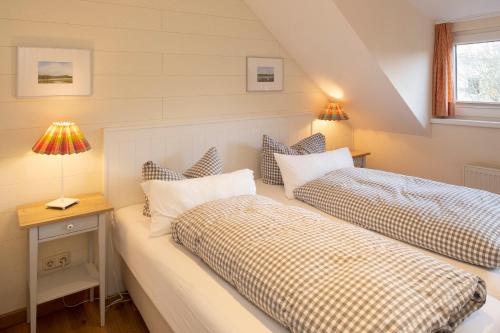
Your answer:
17;47;92;97
246;57;283;92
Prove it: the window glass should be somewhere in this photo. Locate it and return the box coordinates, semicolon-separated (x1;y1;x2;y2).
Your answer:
456;41;500;103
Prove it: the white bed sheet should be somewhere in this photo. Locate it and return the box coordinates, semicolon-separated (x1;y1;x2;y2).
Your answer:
114;203;287;333
113;180;500;333
256;180;500;300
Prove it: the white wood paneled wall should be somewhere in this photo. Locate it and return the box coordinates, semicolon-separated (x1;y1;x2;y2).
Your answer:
0;0;328;315
104;114;313;209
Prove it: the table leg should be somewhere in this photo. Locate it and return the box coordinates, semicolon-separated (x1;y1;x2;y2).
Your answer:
88;232;94;302
98;214;106;327
28;228;38;333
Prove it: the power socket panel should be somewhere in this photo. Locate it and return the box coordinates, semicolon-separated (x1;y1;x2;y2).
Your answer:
42;252;71;271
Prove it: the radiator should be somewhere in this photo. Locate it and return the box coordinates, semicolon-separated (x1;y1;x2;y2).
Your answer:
464;165;500;194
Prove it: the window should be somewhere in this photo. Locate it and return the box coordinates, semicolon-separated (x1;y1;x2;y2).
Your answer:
455;40;500;104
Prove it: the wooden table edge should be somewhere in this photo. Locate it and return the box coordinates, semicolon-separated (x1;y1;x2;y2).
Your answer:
350;150;371;158
18;208;114;229
17;193;113;229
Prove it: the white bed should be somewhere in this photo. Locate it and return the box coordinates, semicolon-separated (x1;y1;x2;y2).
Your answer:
104;115;500;332
113;179;500;333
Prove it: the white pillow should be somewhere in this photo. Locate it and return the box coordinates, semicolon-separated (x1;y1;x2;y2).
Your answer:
141;169;256;236
274;147;354;199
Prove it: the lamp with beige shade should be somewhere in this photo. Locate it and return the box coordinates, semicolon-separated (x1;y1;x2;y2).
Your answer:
318;102;349;121
32;121;91;209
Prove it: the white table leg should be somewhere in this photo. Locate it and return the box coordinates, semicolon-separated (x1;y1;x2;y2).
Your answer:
28;227;38;333
88;232;94;302
98;214;106;327
26;283;29;323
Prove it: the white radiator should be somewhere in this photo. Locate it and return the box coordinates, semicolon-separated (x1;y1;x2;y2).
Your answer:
464;165;500;194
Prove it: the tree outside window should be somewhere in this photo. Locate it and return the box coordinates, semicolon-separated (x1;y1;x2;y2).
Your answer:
456;40;500;103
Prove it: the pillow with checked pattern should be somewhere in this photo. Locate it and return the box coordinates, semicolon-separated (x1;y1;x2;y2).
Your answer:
142;147;223;216
261;133;326;185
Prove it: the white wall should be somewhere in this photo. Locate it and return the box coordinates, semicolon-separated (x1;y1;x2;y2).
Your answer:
408;0;500;22
453;15;500;31
0;0;329;315
355;124;500;185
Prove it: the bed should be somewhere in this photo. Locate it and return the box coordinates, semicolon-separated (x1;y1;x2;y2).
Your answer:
113;179;500;333
104;116;500;332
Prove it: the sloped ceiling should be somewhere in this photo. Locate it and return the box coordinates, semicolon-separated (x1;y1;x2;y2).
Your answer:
408;0;500;21
244;0;434;135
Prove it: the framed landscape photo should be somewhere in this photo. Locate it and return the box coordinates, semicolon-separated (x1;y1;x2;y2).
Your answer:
17;47;92;97
246;57;283;92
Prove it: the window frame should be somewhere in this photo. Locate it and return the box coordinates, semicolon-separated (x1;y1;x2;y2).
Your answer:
453;29;500;108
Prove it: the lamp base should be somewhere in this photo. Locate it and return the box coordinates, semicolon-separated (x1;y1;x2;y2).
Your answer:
46;197;79;210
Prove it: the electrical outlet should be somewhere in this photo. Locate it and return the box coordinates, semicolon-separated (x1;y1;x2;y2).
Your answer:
42;256;58;271
58;252;71;267
42;252;71;271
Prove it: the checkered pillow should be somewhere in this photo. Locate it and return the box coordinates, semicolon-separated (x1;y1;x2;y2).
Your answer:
142;147;223;216
183;147;223;178
261;133;326;185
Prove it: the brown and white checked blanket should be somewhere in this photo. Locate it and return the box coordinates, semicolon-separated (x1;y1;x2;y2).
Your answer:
294;168;500;268
172;195;486;333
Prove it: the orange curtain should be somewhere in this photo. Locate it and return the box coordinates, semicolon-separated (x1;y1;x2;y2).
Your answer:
432;23;455;118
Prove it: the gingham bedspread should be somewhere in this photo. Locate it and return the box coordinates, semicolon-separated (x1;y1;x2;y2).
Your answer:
294;168;500;268
172;195;486;333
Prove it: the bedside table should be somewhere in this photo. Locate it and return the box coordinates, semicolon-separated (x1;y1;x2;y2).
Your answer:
17;193;113;333
350;150;371;168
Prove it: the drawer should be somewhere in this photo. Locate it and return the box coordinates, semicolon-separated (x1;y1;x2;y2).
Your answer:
39;215;98;240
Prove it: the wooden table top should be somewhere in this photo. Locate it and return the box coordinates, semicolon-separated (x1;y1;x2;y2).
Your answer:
17;193;113;229
350;149;371;158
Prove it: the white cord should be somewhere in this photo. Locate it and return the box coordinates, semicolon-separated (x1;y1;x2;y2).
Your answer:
64;213;131;311
62;297;89;308
62;291;130;311
105;292;131;310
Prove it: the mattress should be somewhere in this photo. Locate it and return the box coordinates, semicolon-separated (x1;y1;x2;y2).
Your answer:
113;180;500;333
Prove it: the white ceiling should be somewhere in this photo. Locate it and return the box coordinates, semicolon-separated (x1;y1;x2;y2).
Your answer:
407;0;500;21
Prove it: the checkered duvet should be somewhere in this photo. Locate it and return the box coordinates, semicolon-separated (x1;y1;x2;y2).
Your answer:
294;168;500;268
172;195;485;333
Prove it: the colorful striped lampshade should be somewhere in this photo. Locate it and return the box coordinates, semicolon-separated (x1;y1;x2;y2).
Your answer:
32;121;91;155
318;102;349;121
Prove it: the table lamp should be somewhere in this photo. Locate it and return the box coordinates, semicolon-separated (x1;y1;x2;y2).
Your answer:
318;102;349;121
32;121;91;209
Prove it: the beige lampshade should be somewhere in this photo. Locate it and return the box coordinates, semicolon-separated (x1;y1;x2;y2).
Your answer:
32;121;91;155
318;102;349;121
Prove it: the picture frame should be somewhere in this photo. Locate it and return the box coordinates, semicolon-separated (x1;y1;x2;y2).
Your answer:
17;47;92;97
246;56;284;92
